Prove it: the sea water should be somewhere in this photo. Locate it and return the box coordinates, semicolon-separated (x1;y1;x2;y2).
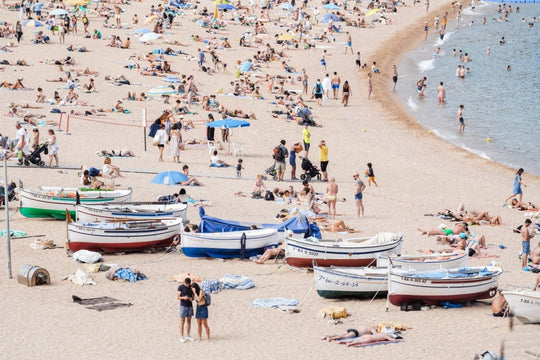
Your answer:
396;2;540;175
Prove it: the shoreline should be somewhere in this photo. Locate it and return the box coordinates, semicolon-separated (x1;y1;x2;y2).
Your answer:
372;1;540;182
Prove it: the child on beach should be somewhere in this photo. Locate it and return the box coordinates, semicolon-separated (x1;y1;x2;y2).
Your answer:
365;163;377;187
236;158;244;178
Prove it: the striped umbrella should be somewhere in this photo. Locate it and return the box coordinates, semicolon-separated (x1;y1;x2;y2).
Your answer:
147;86;177;96
22;20;43;27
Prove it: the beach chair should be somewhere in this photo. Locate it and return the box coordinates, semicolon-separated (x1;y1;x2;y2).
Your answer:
207;140;217;155
231;142;244;157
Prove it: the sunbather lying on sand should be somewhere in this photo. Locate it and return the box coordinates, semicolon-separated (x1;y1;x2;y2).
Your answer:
319;219;360;233
321;326;377;342
338;333;397;347
507;198;538;211
418;222;468;236
255;243;285;264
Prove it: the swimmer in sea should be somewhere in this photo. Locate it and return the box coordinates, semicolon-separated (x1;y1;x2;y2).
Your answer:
416;76;427;97
457;104;465;133
437;82;445;104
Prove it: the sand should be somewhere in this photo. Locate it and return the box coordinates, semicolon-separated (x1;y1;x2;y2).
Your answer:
0;0;539;359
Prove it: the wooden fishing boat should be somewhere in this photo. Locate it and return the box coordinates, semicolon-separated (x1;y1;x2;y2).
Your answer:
20;186;132;220
68;218;182;252
502;289;540;324
285;232;403;268
388;266;503;306
76;202;188;222
313;265;389;299
181;228;278;259
377;251;468;271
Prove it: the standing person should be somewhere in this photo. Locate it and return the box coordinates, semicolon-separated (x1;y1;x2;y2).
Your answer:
417;76;427;97
355;51;362;71
322;73;331;101
437;82;445;104
169;123;181;163
520;219;533;271
319;140;329;181
47;129;58;167
274;140;288;182
424;21;429;40
425;0;430;13
154;123;167;162
289;142;302;180
71;15;77;34
82;14;89;35
58;23;66;44
457;104;465;133
312;79;323;106
353;172;366;217
367;72;373;100
198;48;205;70
365;162;377;187
320;49;327;71
15;21;23;43
341;80;351;106
302;69;308;95
302;124;311;158
206;113;215;141
331;72;341;100
191;283;210;341
344;31;353;54
15;122;29;165
505;168;526;203
236;158;244;178
177;278;194;342
326;177;338;218
392;65;398;92
115;5;122;28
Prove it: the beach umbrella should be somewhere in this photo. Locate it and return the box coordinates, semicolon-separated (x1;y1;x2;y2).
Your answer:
322;3;340;10
147;86;177;95
49;8;68;16
139;32;161;43
64;0;89;5
207;118;250;153
217;4;237;10
365;8;381;17
214;0;229;4
133;28;151;34
162;76;181;83
320;13;339;23
277;33;295;41
22;20;43;27
279;3;294;11
151;171;188;185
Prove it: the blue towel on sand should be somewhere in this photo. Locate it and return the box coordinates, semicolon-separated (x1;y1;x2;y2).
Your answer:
253;298;299;308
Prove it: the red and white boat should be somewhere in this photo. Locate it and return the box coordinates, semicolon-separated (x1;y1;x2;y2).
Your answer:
68;219;182;252
388;266;503;306
285;232;403;268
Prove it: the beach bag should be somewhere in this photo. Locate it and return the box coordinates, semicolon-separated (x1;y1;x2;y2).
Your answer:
152;135;160;146
264;190;275;201
204;293;211;306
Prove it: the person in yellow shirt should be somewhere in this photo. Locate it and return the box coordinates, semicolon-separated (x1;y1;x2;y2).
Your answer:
319;140;329;181
302;124;311;158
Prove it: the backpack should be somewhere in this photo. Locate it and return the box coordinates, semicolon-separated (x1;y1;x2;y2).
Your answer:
273;146;284;161
264;190;275;201
315;82;322;94
204;292;211;306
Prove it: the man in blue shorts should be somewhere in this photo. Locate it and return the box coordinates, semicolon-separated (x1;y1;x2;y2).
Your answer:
521;219;533;271
353;172;366;217
177;277;194;342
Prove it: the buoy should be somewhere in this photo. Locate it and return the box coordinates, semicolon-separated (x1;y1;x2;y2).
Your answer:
362;128;366;132
429;130;433;134
486;138;491;143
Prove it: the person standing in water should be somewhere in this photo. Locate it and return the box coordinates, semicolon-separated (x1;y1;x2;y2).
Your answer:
437;82;445;104
457;104;465;133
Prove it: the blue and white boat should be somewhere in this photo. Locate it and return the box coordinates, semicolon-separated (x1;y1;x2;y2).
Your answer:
76;202;188;222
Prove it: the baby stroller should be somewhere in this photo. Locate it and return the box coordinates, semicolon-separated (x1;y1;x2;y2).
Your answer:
24;143;48;167
264;162;278;180
299;156;321;181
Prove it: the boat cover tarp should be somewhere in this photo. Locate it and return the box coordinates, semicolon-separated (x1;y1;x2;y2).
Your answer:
252;298;299;308
198;207;321;238
399;267;497;279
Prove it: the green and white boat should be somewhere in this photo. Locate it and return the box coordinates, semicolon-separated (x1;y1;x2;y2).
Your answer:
20;186;132;220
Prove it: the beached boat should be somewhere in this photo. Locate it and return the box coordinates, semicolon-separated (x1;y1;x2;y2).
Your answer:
502;289;540;324
181;228;279;259
377;251;468;271
68;218;182;252
285;232;403;268
20;186;132;220
314;265;389;299
76;202;188;222
388;266;503;306
197;207;320;239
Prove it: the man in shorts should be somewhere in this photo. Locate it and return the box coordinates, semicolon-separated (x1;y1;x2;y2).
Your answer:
274;139;288;182
313;79;323;106
353;172;366;217
302;124;311;158
177;277;194;342
521;219;533;271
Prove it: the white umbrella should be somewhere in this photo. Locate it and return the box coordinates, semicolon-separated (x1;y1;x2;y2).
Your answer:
139;32;161;43
49;8;69;16
147;86;177;96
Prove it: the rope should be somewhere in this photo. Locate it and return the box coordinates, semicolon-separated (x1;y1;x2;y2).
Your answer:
68;114;146;128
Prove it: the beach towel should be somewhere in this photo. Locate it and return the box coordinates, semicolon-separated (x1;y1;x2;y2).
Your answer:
253;298;299;308
106;267;148;282
72;294;133;311
201;279;223;294
349;339;403;348
0;229;27;237
72;249;102;264
220;274;255;289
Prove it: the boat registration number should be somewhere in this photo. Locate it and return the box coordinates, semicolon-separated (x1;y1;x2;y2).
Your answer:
400;276;427;283
520;298;540;306
296;248;318;256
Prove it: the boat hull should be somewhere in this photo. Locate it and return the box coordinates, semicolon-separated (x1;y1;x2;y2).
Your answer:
502;290;540;324
76;202;188;222
20;187;132;219
68;219;181;252
285;233;403;268
181;228;278;258
388;267;502;306
314;266;388;299
377;252;468;271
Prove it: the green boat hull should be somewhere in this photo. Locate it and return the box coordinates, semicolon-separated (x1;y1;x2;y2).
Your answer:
20;207;75;220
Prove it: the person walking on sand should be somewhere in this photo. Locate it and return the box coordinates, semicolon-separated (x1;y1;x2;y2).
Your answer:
367;73;373;100
302;124;311;158
47;129;58;167
505;168;526;203
313;79;323;106
331;72;341;100
344;32;353;54
319;140;329;181
326;178;338;219
457;104;465;133
365;162;377;187
424;21;429;40
177;277;194;343
437;82;445;104
392;65;398;92
154;123;168;162
353;172;366;217
341;80;352;106
191;283;210;341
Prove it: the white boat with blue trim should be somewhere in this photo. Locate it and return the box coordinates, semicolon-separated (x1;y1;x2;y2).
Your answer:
76;202;188;222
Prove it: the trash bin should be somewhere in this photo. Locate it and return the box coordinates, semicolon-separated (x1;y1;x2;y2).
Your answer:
17;265;51;287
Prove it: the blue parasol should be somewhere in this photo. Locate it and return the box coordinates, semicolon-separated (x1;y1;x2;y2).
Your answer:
151;171;188;185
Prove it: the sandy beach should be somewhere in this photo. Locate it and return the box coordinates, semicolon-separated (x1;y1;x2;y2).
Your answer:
0;0;539;358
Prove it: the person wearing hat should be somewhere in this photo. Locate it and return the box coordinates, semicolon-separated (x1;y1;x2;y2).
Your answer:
353;172;366;217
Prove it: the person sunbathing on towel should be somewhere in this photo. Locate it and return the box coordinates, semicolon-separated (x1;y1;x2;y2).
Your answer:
319;219;361;233
321;326;377;342
255;243;286;264
338;333;397;347
418;222;468;236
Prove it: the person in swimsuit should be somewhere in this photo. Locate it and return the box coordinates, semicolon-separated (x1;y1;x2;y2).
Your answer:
392;65;398;92
353;172;366;217
417;77;427;97
458;104;465;133
344;32;353;54
325;177;338;219
339;333;397;347
492;292;511;317
321;326;377;341
437;82;446;104
417;222;469;236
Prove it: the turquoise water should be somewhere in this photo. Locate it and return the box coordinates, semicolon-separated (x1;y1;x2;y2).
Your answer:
396;2;540;175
